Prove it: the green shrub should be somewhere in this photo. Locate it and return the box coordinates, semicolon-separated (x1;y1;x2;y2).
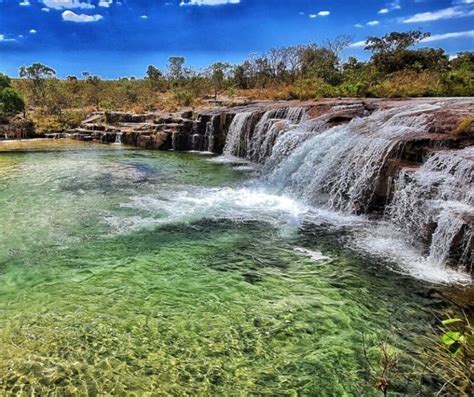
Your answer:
173;89;194;106
288;78;338;100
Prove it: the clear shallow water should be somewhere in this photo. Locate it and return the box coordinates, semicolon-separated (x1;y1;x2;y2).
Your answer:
0;140;471;395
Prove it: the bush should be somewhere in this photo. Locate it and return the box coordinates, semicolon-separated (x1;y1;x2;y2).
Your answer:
370;71;443;98
173;89;194;106
288;78;338;100
0;88;25;115
60;110;86;129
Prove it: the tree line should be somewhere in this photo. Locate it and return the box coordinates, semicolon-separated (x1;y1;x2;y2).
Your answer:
0;30;472;132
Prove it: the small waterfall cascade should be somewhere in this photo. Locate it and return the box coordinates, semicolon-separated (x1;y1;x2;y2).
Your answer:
265;104;439;213
387;147;473;270
205;115;219;152
223;112;253;157
222;107;306;162
114;132;123;145
247;107;306;163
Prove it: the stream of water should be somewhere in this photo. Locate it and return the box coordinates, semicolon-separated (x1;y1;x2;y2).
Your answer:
0;139;471;395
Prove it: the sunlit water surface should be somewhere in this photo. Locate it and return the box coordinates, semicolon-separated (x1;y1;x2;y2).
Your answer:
0;140;471;395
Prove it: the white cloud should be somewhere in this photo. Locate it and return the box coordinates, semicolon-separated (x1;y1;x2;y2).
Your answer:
19;0;31;6
41;7;50;11
354;23;364;28
0;34;16;42
378;1;401;14
309;10;330;18
29;29;37;33
42;0;95;10
179;0;240;6
140;15;148;19
349;40;366;48
403;6;474;23
62;10;103;22
98;0;113;7
420;30;474;43
367;20;380;26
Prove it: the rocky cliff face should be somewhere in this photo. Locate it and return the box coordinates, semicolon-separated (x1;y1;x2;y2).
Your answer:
70;98;473;274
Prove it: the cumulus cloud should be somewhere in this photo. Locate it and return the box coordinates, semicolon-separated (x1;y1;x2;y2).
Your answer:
140;15;149;19
354;23;364;28
42;0;95;10
403;6;474;23
19;0;31;6
180;0;240;6
29;29;37;33
62;10;103;22
420;30;474;43
98;0;113;7
378;8;389;14
367;20;380;26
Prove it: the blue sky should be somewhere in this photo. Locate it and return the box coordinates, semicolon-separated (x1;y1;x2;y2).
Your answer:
0;0;473;78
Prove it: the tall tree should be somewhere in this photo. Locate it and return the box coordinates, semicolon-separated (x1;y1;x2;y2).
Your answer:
208;62;230;99
167;57;185;81
365;31;431;73
18;63;56;107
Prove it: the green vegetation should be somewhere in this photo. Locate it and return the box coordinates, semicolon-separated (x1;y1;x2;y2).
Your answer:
2;30;473;134
0;73;24;117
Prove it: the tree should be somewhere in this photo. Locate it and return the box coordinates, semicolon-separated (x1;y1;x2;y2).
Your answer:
451;52;474;72
208;62;230;99
145;65;165;92
146;65;163;81
299;44;340;84
18;63;56;107
82;72;102;110
167;56;185;81
365;31;431;74
0;73;11;91
324;35;352;59
0;88;25;116
0;73;25;116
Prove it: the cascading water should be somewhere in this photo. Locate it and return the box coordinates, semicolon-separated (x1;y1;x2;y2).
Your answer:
265;104;439;213
205;115;219;152
114;132;123;145
222;107;306;162
247;107;306;163
223;112;253;157
388;147;474;271
217;101;473;277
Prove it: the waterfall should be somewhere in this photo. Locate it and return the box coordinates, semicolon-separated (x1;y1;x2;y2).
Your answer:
265;104;439;213
223;112;253;157
114;132;123;145
247;107;306;163
205;115;219;153
388;147;473;270
222;106;306;161
211;101;473;274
